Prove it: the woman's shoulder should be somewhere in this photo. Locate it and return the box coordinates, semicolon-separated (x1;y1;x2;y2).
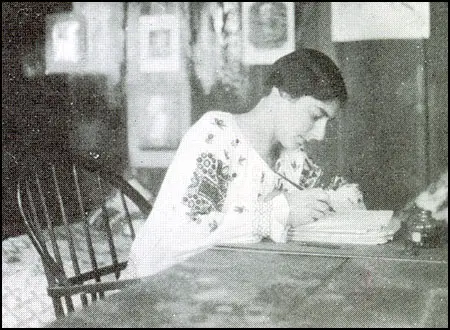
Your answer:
197;110;232;124
190;110;234;132
182;110;234;142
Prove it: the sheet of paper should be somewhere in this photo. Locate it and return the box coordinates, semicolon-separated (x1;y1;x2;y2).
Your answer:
289;210;395;245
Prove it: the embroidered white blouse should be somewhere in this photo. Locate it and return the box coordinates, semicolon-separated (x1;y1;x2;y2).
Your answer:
125;111;317;279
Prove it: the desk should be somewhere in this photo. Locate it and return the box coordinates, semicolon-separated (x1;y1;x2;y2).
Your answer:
47;241;447;328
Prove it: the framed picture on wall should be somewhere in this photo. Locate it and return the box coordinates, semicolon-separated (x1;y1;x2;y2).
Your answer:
242;2;295;65
139;14;180;72
45;12;86;74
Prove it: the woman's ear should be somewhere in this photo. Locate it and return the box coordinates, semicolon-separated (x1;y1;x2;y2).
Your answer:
267;87;281;102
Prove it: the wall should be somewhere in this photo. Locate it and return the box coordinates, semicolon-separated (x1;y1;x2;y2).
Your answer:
334;3;448;210
125;2;191;168
427;2;448;181
337;40;428;210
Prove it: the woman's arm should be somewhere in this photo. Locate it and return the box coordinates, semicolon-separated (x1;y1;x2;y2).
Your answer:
126;113;257;278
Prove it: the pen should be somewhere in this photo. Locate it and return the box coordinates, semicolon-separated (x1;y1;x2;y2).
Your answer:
275;172;304;191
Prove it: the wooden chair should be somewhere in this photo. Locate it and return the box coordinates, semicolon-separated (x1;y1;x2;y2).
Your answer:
16;151;152;318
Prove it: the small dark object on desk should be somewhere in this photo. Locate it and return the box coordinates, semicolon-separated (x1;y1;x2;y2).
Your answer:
405;205;446;249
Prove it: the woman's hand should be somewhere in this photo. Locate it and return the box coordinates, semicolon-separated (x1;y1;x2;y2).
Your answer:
284;188;333;227
328;184;366;212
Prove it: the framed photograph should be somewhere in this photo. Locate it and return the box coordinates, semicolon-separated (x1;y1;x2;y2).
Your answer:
139;14;180;72
242;2;295;65
45;12;86;74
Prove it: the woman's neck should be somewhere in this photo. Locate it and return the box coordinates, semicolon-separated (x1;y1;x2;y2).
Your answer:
232;103;277;166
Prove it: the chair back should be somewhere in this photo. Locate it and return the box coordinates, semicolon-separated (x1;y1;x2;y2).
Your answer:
16;152;152;318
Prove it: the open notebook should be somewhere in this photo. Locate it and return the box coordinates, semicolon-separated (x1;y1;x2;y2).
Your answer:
288;210;396;245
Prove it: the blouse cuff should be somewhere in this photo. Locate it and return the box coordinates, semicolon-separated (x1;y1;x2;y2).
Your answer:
269;193;290;243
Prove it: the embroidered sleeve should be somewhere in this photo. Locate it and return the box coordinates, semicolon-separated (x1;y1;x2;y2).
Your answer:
182;152;236;232
126;113;241;278
253;193;290;242
169;114;241;235
275;148;324;191
269;194;290;242
253;196;272;239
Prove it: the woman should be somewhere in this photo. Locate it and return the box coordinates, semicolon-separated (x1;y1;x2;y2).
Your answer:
126;48;362;279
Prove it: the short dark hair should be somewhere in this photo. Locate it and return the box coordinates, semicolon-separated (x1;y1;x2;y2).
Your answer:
263;48;348;104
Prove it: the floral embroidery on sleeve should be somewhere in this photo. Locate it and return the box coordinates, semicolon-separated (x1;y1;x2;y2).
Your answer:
253;198;272;239
234;206;248;213
212;118;227;129
205;133;215;144
183;152;236;230
275;149;324;190
298;157;323;189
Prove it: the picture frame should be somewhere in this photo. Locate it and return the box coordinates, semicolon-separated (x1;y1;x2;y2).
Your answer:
242;2;295;65
139;14;180;73
45;12;86;74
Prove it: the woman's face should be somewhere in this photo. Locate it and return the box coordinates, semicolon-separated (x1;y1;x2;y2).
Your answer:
274;93;339;150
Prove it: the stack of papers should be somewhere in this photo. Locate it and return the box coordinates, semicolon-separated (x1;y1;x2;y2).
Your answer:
288;210;396;245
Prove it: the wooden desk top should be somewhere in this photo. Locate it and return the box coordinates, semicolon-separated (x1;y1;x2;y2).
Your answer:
47;241;448;328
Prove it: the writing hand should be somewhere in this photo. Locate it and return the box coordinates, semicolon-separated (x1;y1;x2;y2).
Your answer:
284;188;334;227
328;184;366;212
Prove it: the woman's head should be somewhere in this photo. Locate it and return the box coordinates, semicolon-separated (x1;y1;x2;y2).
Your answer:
261;49;347;149
263;48;348;104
